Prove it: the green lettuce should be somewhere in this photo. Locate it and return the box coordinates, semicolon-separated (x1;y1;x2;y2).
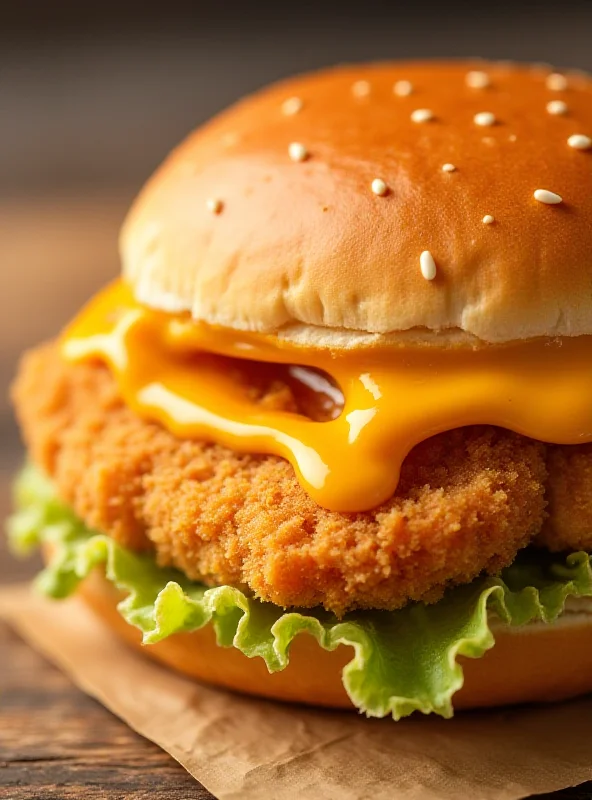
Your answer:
8;465;592;720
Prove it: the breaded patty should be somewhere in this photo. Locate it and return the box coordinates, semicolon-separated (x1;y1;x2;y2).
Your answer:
13;342;557;614
538;445;592;552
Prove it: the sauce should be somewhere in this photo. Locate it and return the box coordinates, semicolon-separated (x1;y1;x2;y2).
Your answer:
62;281;592;512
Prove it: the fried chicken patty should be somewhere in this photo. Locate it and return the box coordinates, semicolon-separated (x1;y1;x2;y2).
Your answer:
14;341;582;615
539;445;592;552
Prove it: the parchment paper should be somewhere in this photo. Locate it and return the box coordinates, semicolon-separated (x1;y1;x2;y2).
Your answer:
2;585;592;800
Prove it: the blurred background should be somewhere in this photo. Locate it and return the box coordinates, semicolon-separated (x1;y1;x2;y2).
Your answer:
2;0;592;576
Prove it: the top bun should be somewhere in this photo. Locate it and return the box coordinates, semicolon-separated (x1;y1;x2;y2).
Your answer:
121;61;592;345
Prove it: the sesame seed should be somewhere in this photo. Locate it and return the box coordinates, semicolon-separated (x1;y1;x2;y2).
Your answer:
206;198;223;214
508;134;518;142
534;189;563;205
140;222;160;249
394;80;413;97
411;108;434;123
222;132;240;147
441;163;457;173
546;73;568;91
371;178;388;196
482;215;495;225
352;80;371;97
420;250;437;281
282;96;303;116
288;142;309;162
466;70;491;89
474;112;497;127
547;100;568;115
568;134;592;150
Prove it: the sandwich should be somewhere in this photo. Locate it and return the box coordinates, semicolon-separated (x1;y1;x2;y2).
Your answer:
9;60;592;719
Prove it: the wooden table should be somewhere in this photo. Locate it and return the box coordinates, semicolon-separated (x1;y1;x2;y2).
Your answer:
1;198;592;799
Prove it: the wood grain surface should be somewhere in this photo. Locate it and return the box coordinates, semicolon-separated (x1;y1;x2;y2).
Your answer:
2;197;592;799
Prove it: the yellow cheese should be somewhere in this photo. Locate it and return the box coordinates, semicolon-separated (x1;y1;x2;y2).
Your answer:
62;280;592;512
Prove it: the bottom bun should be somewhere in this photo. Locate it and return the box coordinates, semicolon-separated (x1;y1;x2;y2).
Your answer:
79;569;592;712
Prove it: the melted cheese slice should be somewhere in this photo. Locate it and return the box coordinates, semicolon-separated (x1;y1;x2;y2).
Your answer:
62;280;592;512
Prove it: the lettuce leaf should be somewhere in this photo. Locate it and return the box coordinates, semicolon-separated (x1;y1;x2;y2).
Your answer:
8;465;592;719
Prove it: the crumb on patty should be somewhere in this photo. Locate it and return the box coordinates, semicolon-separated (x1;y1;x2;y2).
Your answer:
538;444;592;552
12;342;555;615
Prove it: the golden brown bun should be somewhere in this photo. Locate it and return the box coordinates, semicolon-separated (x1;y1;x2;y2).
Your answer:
79;568;592;713
121;61;592;345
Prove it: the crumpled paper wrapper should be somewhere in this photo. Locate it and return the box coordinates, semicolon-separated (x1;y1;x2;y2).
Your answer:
2;585;592;800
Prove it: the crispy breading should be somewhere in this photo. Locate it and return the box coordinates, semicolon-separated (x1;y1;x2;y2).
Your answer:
538;445;592;552
13;342;550;614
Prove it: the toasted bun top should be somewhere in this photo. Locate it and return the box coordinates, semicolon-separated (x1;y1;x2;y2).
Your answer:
121;61;592;345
